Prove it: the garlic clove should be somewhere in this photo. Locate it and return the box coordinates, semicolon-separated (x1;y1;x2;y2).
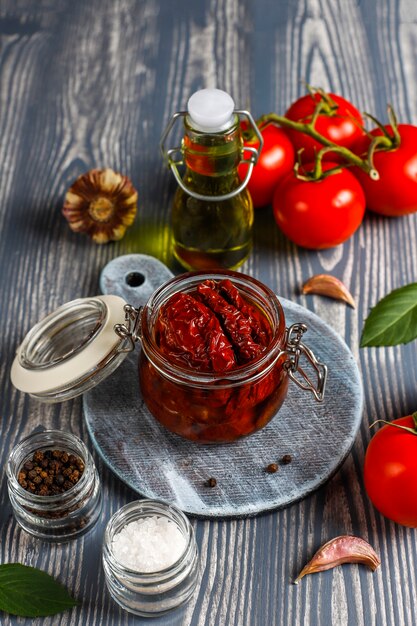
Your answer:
302;274;356;308
294;535;380;584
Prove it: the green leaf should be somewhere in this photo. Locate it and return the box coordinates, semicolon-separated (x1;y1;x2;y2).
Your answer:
360;283;417;347
0;564;79;618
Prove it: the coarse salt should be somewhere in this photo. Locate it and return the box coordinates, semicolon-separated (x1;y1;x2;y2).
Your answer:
111;515;187;572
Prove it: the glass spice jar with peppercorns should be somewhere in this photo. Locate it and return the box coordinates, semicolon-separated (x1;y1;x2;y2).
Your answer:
7;430;102;541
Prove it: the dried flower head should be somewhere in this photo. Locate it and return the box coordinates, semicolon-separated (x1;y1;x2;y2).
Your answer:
63;168;138;244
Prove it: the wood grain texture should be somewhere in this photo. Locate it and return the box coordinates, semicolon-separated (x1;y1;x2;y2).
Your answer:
0;0;416;625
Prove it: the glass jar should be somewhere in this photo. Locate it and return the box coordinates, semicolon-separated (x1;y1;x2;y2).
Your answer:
10;263;326;444
138;270;324;443
102;500;199;617
7;430;102;541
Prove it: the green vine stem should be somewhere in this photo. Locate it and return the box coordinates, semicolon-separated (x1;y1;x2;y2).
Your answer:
369;411;417;436
257;102;399;182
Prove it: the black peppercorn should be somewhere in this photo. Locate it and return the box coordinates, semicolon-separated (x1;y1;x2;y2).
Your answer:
206;477;217;488
281;454;292;465
33;450;44;463
70;470;80;483
266;463;278;474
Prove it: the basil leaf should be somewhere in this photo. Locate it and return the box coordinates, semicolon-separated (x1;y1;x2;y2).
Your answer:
360;283;417;347
0;564;79;617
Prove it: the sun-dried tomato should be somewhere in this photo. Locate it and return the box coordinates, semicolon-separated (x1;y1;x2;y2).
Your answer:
196;281;265;364
155;292;236;372
155;280;273;371
218;278;270;346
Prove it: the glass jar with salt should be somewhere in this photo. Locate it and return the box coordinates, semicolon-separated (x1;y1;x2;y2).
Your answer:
102;499;199;616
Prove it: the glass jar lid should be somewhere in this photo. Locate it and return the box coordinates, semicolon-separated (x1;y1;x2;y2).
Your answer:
10;295;140;402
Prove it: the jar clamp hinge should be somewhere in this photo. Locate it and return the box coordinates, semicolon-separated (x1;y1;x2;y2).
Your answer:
284;323;327;402
114;305;143;352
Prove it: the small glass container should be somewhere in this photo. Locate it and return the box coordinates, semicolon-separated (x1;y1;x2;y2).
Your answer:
102;500;199;617
7;430;102;541
139;270;326;443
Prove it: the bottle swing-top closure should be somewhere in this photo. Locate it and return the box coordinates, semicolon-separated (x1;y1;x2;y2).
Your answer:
160;88;264;202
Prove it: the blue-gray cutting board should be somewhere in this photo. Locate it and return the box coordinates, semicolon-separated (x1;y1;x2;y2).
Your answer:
83;255;363;518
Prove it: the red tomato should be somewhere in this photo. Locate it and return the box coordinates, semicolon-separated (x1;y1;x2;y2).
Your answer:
273;162;366;249
352;124;417;216
239;123;295;208
364;415;417;527
284;92;364;163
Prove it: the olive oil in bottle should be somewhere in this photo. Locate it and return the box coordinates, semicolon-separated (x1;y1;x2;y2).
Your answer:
161;89;262;271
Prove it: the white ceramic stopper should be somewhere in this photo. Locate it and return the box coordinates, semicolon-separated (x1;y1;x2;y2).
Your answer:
187;88;235;132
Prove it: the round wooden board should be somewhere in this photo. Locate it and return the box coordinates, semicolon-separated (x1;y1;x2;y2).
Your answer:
83;254;363;519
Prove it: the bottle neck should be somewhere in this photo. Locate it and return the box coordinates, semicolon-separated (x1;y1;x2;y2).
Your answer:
182;116;242;178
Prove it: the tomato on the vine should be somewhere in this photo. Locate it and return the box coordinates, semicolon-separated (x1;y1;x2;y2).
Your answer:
284;92;364;163
352;124;417;216
364;414;417;527
238;122;295;208
272;162;365;249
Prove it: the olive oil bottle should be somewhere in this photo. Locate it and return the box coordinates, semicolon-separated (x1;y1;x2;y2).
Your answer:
161;89;262;271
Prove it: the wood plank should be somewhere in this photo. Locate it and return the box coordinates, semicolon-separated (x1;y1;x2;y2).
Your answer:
0;0;416;624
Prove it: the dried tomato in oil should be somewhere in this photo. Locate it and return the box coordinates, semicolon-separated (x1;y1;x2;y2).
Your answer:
155;279;272;371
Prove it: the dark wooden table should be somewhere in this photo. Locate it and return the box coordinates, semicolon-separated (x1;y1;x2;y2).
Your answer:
1;1;417;624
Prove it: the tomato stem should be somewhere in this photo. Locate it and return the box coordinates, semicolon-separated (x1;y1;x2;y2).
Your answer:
259;99;401;182
363;112;390;137
258;112;376;180
363;109;401;149
305;84;338;114
387;105;401;145
295;147;344;181
369;416;417;436
366;137;389;180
